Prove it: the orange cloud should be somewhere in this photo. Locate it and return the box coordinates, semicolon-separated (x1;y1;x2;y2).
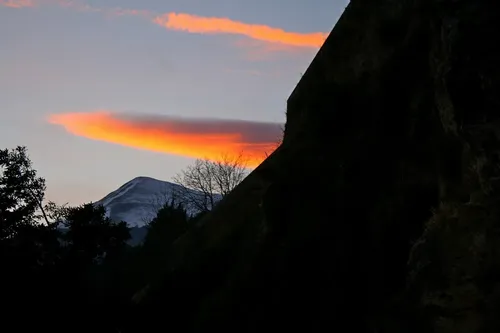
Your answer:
48;111;282;168
153;12;327;48
1;0;327;49
0;0;35;8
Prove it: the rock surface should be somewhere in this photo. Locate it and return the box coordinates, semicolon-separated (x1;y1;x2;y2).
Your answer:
129;1;500;332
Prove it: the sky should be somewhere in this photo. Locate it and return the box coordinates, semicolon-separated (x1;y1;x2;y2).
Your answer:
0;0;349;205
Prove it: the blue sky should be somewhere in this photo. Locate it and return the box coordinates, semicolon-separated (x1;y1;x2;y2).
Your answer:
0;0;349;205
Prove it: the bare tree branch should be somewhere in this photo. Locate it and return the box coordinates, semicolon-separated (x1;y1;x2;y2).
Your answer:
172;152;249;214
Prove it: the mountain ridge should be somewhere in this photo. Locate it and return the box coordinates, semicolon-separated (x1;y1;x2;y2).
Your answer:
95;176;183;228
95;176;221;228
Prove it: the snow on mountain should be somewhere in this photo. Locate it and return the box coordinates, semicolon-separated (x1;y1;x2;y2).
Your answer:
95;176;220;228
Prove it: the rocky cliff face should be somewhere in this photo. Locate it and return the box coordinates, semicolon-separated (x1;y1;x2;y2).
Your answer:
129;1;500;332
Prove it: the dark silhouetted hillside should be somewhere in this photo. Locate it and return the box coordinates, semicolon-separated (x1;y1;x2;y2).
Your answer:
129;1;500;332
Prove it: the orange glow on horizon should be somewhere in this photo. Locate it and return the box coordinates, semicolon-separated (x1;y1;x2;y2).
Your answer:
48;111;277;168
153;12;327;48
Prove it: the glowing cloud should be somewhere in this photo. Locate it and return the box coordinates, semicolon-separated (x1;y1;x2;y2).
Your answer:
0;0;34;8
1;0;327;49
153;12;327;48
48;111;283;168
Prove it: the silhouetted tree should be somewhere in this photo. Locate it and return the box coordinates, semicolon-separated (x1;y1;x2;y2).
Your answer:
0;146;49;241
172;153;248;213
51;203;132;329
0;146;60;275
0;146;136;331
0;146;64;320
121;200;192;312
135;200;189;281
61;203;131;266
144;200;189;247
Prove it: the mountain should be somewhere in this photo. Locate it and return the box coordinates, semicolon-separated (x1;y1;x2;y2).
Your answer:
95;176;181;227
95;176;220;228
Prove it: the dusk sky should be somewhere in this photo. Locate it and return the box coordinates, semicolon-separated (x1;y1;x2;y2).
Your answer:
1;0;349;205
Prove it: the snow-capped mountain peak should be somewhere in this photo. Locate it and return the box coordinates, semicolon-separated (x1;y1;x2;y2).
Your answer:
95;176;221;228
95;176;183;228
